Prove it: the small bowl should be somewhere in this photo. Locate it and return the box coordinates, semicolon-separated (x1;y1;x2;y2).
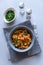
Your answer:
4;8;16;23
8;25;35;53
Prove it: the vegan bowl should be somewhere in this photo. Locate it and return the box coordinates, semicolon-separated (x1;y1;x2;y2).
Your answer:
9;25;35;52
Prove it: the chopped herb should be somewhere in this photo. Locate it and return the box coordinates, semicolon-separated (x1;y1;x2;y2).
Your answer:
15;38;18;43
5;10;15;21
22;33;27;36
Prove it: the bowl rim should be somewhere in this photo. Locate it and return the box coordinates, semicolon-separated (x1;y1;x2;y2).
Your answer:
8;25;35;52
4;7;16;23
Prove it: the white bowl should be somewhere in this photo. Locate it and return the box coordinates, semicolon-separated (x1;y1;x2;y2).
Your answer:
4;8;16;23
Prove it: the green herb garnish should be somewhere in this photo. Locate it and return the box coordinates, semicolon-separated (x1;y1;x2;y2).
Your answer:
22;33;27;36
15;38;18;43
5;10;15;21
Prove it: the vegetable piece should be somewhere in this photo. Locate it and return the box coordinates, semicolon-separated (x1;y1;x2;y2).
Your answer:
28;34;30;37
15;38;18;43
20;37;24;41
12;35;17;39
15;44;18;47
22;33;27;36
24;43;27;46
24;36;29;39
25;45;28;48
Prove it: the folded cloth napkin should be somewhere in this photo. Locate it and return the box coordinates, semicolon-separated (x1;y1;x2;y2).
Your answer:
3;20;41;62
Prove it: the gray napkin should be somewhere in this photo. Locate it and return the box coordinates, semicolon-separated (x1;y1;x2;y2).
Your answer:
3;21;41;62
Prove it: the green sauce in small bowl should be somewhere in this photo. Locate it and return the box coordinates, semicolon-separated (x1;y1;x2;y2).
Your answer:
5;10;15;21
